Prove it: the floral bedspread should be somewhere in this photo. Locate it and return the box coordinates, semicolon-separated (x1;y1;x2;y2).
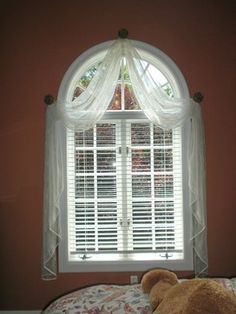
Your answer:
43;278;236;314
43;284;152;314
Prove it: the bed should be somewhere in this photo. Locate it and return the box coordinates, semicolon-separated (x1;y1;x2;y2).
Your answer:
43;277;236;313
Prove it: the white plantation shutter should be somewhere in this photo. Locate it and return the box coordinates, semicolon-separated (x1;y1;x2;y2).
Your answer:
67;119;184;262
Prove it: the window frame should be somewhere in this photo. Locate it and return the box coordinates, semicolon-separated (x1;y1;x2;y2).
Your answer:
58;40;193;273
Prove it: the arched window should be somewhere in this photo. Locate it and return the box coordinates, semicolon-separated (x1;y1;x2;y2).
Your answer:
57;40;194;272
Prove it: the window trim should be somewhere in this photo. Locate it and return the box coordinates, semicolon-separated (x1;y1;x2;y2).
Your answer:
58;40;193;273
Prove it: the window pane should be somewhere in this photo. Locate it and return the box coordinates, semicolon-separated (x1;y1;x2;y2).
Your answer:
107;85;121;110
132;149;151;172
72;64;98;100
96;124;116;147
75;202;95;225
132;175;151;197
154;127;172;146
97;150;116;173
124;84;140;110
155;228;175;250
98;229;118;251
76;150;94;173
154;149;173;171
131;123;150;146
154;175;173;197
97;176;117;198
133;228;153;250
79;65;98;88
98;202;117;224
75;129;94;147
75;229;95;252
75;176;94;198
132;201;152;223
73;86;84;100
155;201;174;224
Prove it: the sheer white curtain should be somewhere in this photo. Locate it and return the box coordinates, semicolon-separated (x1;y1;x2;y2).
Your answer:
42;38;208;279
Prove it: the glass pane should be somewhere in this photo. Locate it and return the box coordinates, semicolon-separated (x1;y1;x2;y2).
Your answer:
107;85;121;110
75;176;94;198
132;149;151;172
75;150;94;173
75;202;95;225
78;65;98;88
155;228;175;250
155;201;174;224
124;84;140;110
97;150;116;173
133;228;153;250
96;124;116;147
72;86;84;100
154;175;173;197
147;64;168;85
132;201;152;224
75;129;94;147
97;176;117;198
97;202;117;224
162;83;173;97
76;229;95;252
98;229;117;251
131;123;150;146
132;175;151;198
154;149;173;171
72;65;98;101
154;127;172;146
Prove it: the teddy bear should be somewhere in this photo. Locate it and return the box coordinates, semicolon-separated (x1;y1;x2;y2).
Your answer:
141;268;236;314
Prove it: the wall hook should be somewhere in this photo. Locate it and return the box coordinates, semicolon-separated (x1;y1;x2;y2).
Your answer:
193;92;204;103
44;94;55;105
118;28;129;39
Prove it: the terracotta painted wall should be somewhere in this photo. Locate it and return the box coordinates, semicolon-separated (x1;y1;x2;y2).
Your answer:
0;0;235;310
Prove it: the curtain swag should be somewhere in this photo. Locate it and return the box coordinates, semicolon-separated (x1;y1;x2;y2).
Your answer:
42;38;208;280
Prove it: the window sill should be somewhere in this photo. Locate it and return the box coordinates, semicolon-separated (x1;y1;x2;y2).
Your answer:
59;255;193;273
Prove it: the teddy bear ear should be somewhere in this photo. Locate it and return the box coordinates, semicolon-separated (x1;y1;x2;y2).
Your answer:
141;269;178;293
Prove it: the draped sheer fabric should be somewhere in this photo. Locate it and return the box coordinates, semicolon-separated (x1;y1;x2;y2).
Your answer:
42;105;63;279
42;39;208;279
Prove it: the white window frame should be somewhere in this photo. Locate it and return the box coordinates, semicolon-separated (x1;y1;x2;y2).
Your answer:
58;40;193;272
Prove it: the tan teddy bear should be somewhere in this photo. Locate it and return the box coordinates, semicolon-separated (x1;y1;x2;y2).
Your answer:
141;268;236;314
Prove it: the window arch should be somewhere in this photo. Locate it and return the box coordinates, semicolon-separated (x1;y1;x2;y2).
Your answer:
58;40;193;273
58;40;189;102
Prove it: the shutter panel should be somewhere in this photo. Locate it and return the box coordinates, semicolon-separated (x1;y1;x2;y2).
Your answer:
67;123;120;257
67;120;184;261
129;123;183;256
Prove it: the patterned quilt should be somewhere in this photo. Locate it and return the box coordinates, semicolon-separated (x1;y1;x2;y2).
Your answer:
43;278;236;314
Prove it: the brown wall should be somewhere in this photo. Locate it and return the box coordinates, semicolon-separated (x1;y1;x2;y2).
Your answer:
0;0;235;310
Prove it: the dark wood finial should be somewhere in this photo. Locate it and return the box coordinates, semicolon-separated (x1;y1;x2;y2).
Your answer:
193;92;204;103
118;28;128;39
44;94;54;105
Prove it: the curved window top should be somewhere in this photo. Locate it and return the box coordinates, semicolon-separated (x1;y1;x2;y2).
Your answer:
58;40;189;104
